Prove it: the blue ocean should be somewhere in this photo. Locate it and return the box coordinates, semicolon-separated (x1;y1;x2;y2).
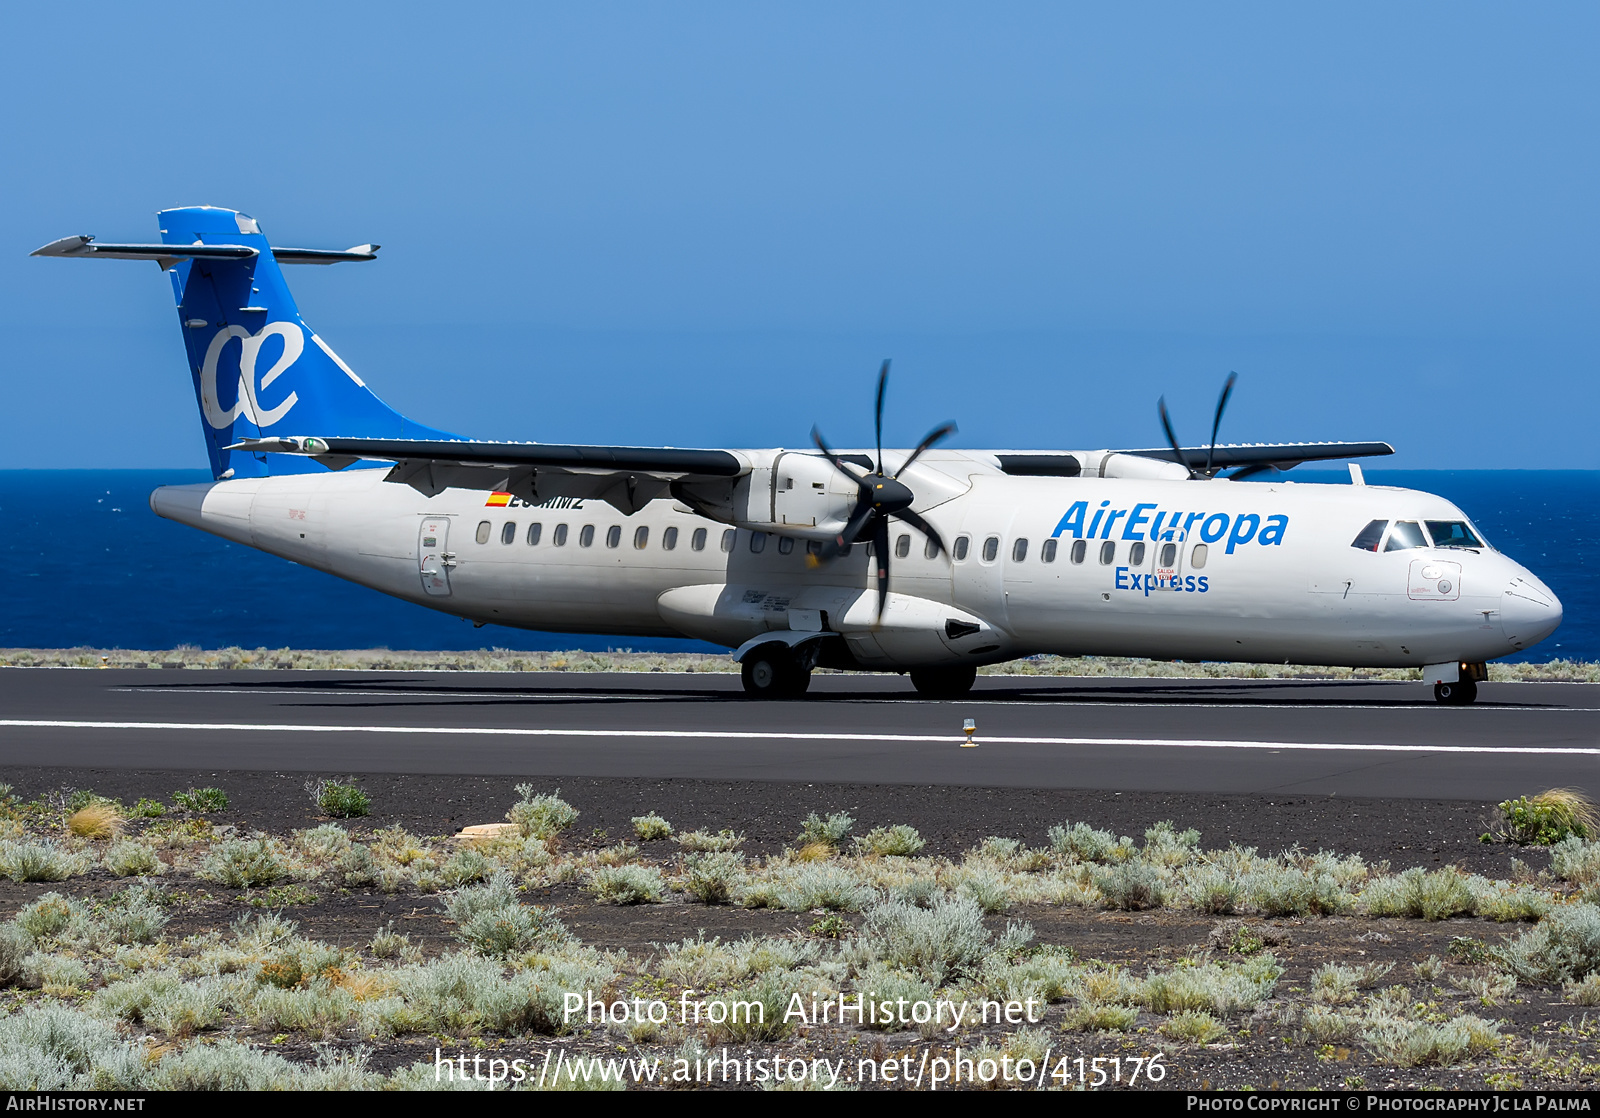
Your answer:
0;469;1589;660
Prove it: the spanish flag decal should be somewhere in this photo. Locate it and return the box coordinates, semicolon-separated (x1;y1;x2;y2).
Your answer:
485;492;512;507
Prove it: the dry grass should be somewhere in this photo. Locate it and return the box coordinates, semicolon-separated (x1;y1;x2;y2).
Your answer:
66;803;124;840
1;646;1596;681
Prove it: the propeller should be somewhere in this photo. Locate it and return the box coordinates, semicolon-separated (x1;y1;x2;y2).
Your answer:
809;360;957;620
1158;372;1242;480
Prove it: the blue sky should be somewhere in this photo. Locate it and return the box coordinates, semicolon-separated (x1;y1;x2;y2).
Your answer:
3;3;1596;467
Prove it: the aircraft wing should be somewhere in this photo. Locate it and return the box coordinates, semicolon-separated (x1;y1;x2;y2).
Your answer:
228;436;746;513
997;441;1395;478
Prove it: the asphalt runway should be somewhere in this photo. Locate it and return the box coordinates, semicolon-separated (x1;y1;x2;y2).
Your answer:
1;668;1596;800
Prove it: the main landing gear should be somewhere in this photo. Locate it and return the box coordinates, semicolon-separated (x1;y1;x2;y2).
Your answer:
740;645;812;700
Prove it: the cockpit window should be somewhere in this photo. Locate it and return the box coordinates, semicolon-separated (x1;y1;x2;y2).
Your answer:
1384;521;1427;551
1424;521;1484;550
1351;520;1386;552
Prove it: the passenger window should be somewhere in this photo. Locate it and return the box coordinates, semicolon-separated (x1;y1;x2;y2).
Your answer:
1070;539;1087;564
982;536;1000;562
1012;538;1028;562
924;537;939;560
1159;542;1177;567
750;532;767;554
691;527;707;551
1099;541;1115;565
953;536;970;561
1041;538;1057;563
1190;544;1207;568
1128;542;1145;566
663;526;678;550
895;534;910;559
553;523;569;547
633;526;649;549
501;521;516;545
721;529;736;552
1350;520;1386;552
1424;521;1484;550
475;521;491;545
1385;521;1426;551
579;525;595;547
526;523;542;546
778;536;794;555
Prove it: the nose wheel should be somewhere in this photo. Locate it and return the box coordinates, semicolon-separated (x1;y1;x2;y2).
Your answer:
1434;679;1478;705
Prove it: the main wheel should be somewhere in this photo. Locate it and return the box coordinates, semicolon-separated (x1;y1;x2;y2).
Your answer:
909;665;978;698
1434;679;1478;705
741;647;810;699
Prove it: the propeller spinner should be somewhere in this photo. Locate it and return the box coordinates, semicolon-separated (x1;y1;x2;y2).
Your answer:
809;360;956;620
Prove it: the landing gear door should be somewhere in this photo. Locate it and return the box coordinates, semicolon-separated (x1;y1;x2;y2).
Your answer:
419;517;454;597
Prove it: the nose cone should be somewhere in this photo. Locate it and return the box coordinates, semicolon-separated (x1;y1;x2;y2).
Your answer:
1502;572;1563;653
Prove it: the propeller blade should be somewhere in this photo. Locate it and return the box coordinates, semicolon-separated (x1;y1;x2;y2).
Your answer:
893;421;957;478
893;507;946;557
811;426;862;482
1157;397;1194;478
809;500;876;567
1206;371;1238;476
873;359;890;476
872;517;891;621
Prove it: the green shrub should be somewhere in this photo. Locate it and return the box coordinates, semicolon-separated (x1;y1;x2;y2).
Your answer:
1365;868;1476;921
1496;790;1595;845
1047;821;1132;863
859;896;991;985
199;838;288;887
130;798;165;819
771;865;875;912
632;813;674;840
171;787;229;813
1491;903;1600;984
1162;1009;1228;1044
797;812;855;848
443;871;568;955
1550;837;1600;886
588;864;665;904
0;840;92;883
307;779;370;818
682;852;745;904
507;786;578;840
1095;862;1167;910
104;840;162;877
674;829;744;852
854;824;925;857
14;894;82;941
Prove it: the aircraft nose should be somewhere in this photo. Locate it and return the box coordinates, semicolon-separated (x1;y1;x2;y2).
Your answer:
1501;572;1562;653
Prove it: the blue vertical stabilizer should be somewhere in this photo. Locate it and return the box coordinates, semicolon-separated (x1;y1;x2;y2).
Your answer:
158;206;455;479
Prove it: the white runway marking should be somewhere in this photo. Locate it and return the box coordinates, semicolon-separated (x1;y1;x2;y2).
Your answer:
2;719;1597;755
111;687;1600;712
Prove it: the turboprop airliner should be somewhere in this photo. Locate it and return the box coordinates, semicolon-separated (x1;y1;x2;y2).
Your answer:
33;207;1563;703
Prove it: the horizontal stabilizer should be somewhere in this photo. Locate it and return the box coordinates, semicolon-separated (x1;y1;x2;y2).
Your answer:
30;236;377;267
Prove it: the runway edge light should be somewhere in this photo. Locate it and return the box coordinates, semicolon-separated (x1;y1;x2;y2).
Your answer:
962;718;977;748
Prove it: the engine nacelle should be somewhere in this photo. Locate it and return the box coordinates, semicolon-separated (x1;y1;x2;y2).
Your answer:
674;449;859;539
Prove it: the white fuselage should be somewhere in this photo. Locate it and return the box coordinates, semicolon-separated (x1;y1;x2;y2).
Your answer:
149;453;1561;671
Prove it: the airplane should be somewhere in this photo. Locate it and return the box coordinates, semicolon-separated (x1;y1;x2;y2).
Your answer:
33;206;1563;705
